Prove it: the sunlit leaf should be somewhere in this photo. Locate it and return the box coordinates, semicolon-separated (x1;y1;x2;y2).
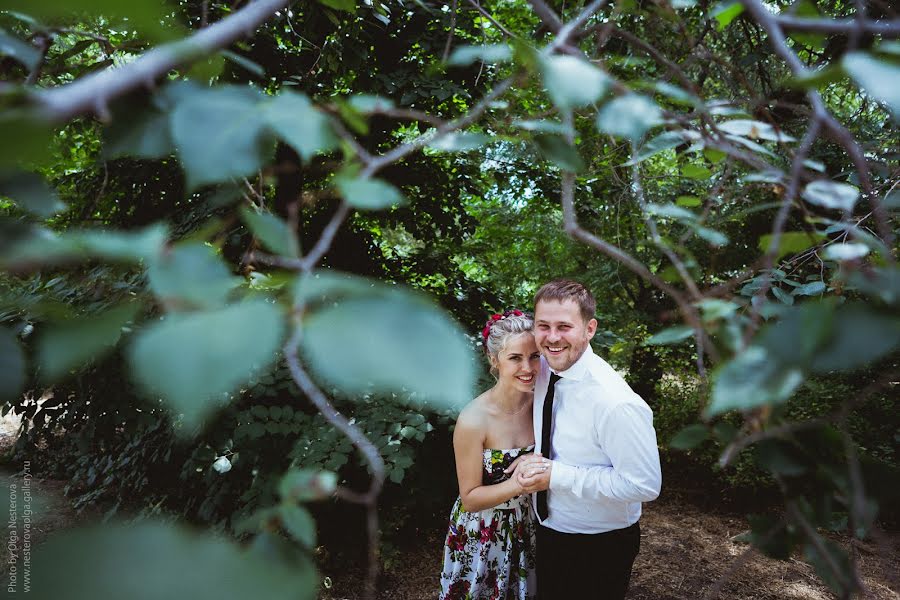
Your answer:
682;164;712;180
38;302;142;382
335;176;406;211
0;327;25;403
596;94;662;141
240;207;299;258
30;521;316;600
147;243;241;310
717;119;795;142
540;55;610;109
801;180;860;212
0;172;66;217
447;44;512;66
129;301;285;429
711;1;745;30
758;231;824;261
300;283;475;409
843;52;900;119
676;195;701;207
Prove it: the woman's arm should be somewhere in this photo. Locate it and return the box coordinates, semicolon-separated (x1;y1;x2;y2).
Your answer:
453;412;525;512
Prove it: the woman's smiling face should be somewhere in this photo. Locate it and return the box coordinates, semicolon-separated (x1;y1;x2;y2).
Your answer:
493;333;541;392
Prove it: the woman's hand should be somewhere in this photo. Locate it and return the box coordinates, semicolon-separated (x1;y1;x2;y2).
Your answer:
503;451;542;476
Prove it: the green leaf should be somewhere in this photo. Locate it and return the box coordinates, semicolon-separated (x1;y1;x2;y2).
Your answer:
170;86;273;189
707;346;804;416
279;504;317;548
803;537;858;597
645;325;694;345
772;286;794;305
318;0;356;12
261;91;337;162
348;94;395;113
37;302;142;382
644;203;696;221
104;105;173;159
512;119;572;135
0;172;66;217
299;284;476;409
447;44;512;66
129;301;285;430
811;304;900;372
682;164;712;180
757;300;834;368
0;327;25;403
884;189;900;210
30;521;316;600
147;243;240;310
0;28;40;70
670;424;708;450
240;207;299;258
335;176;406;211
843;52;900;119
540;55;610;109
294;270;377;307
278;469;338;502
717;119;795;142
845;266;900;305
755;439;808;476
676;195;702;207
823;242;869;262
428;132;490;152
0;114;56;168
692;224;729;247
624;131;686;166
801;180;860;212
221;50;266;77
596;94;662;141
792;281;826;296
533;134;585;172
711;1;745;30
758;231;824;261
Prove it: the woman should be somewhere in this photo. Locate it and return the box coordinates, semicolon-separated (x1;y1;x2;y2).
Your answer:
439;310;547;600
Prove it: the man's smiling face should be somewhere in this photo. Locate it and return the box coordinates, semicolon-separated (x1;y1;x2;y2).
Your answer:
534;299;597;372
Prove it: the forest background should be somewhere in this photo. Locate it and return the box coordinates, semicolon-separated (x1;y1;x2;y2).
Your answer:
0;0;897;598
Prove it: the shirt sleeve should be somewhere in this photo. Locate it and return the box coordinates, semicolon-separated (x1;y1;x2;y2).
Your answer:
549;402;661;503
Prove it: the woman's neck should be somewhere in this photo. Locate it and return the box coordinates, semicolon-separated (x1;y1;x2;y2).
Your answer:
490;381;532;414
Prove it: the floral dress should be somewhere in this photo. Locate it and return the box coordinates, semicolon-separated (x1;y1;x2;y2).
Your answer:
439;445;537;600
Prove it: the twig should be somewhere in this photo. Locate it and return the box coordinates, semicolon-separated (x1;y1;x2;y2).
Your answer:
464;0;516;38
442;0;459;63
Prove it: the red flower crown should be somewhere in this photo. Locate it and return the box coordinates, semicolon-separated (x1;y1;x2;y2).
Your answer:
481;309;526;348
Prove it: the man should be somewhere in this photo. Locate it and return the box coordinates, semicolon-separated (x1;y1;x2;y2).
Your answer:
510;279;661;599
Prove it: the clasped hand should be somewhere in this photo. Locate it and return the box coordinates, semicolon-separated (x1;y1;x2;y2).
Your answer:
504;452;552;494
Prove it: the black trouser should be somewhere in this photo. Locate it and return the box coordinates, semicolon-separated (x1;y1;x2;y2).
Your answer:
536;521;641;600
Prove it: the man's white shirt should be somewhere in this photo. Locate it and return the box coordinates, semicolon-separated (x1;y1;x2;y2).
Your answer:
532;347;662;534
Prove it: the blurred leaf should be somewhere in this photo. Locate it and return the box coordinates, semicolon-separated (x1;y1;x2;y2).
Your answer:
512;119;571;135
792;281;826;296
170;86;273;189
0;114;56;168
803;536;859;597
811;304;900;372
129;301;284;429
692;224;729;247
757;300;834;368
801;180;860;212
0;225;167;269
755;439;808;476
596;94;662;141
300;284;475;409
718;119;795;142
758;231;824;261
2;0;176;40
278;469;338;502
0;171;66;217
294;270;377;307
645;203;696;221
447;44;512;66
772;286;794;305
222;50;266;77
645;325;694;345
843;52;900;119
30;521;316;600
261;91;337;162
707;346;804;416
670;424;708;449
711;1;745;30
823;243;869;262
104;105;173;159
540;55;610;109
279;504;316;548
0;327;25;403
38;302;142;382
884;189;900;210
240;207;299;258
318;0;356;12
428;132;490;152
0;28;40;70
682;164;712;180
335;176;406;211
148;243;240;310
845;267;899;305
624;131;685;165
348;94;395;113
533;134;585;171
676;195;701;207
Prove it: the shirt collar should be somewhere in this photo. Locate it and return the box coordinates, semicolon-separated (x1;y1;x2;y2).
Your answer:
554;344;594;382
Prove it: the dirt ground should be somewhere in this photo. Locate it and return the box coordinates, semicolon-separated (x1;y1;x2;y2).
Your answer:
2;414;898;600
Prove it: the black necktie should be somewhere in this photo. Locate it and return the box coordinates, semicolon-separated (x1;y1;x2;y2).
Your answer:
537;372;561;521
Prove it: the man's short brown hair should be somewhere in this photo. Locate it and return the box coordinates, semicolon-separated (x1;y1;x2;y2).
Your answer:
534;279;596;323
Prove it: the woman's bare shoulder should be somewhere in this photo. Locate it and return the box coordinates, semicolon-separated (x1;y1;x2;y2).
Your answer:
455;391;491;431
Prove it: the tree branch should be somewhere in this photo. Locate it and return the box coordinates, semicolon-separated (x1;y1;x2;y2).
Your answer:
32;0;290;122
775;15;900;37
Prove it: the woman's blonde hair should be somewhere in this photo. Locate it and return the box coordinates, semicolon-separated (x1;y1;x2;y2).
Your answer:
481;311;534;377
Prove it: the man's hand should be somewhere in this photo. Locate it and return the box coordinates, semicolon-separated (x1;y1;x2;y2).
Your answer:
513;455;552;493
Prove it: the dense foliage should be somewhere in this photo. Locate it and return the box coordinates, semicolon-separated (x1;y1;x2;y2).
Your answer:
1;0;898;598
